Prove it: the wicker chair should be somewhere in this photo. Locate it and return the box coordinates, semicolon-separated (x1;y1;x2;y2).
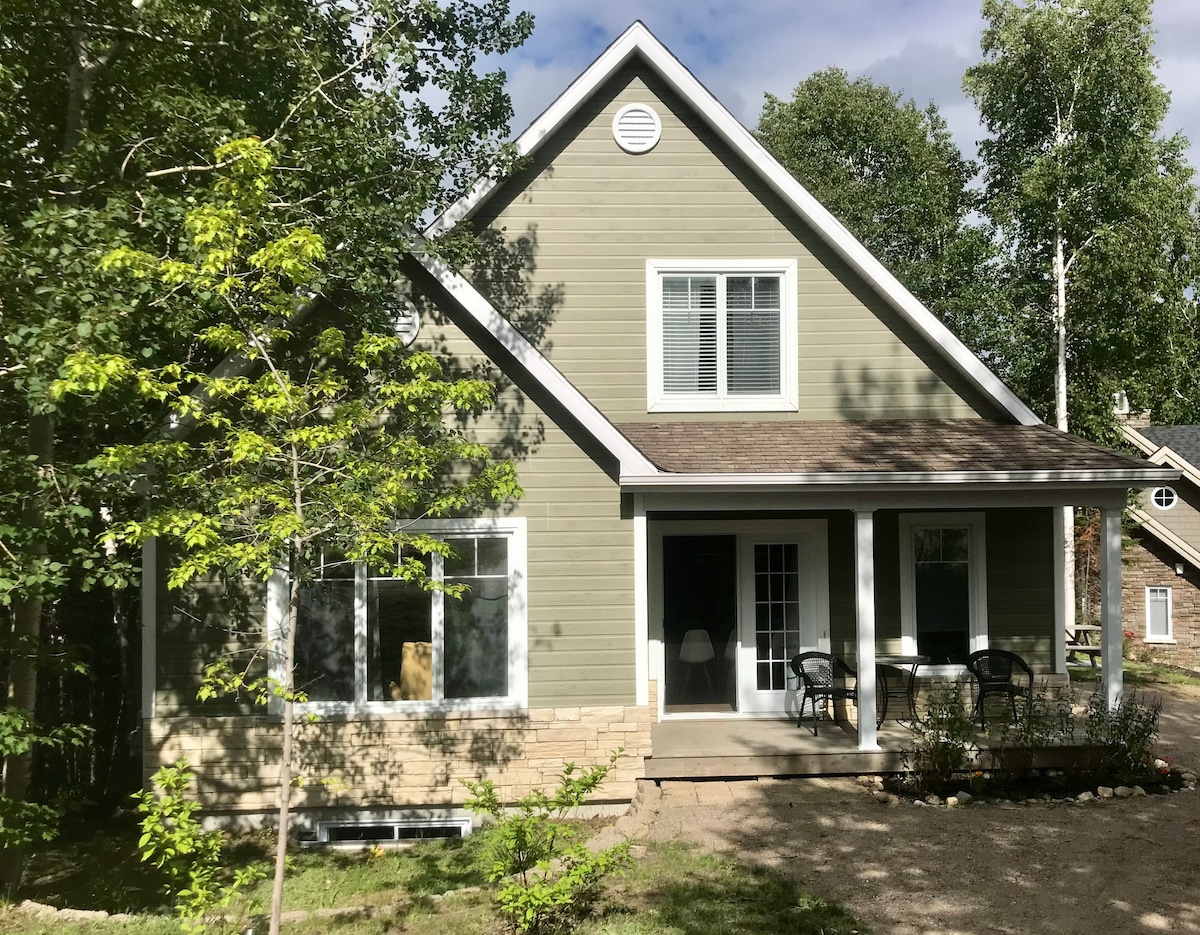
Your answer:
790;651;857;736
966;649;1033;727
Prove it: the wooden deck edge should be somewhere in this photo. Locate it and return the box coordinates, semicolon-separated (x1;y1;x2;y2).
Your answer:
643;750;908;779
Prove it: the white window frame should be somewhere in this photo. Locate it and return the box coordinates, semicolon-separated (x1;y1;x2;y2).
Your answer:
898;512;988;675
1151;486;1178;510
645;258;799;413
1145;586;1174;643
267;517;528;715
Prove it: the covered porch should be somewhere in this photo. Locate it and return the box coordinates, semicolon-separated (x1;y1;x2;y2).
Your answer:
619;420;1180;755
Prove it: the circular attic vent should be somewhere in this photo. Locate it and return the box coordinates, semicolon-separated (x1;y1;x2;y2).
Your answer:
612;103;662;153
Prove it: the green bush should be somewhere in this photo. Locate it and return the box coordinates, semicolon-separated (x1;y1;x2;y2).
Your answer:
463;751;630;935
132;760;264;933
1083;690;1162;781
902;682;980;793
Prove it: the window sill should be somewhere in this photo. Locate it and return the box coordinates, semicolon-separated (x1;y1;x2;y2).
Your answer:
1144;637;1176;644
287;699;527;720
648;397;799;413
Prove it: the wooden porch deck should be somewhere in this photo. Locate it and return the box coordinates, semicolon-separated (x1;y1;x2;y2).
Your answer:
645;716;913;779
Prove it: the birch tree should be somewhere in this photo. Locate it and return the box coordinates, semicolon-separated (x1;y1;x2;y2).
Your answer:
965;0;1200;627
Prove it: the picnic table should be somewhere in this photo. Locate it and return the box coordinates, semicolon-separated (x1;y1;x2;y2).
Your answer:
1066;623;1103;666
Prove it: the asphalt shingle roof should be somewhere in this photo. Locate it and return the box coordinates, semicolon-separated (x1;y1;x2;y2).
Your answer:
1139;425;1200;469
615;420;1154;475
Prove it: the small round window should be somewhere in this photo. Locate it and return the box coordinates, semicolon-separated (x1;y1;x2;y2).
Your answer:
1152;486;1178;510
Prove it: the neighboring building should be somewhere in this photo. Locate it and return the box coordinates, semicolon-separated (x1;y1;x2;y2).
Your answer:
142;23;1176;836
1122;423;1200;669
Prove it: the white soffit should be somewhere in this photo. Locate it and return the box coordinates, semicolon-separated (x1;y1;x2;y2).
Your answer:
422;21;1041;427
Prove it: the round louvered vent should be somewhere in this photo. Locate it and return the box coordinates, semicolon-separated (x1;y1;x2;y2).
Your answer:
612;103;662;153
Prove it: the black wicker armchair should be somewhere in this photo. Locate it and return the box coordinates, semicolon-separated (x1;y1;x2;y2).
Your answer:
966;649;1033;727
790;651;857;736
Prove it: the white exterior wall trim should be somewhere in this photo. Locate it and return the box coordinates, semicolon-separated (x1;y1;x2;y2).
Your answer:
620;468;1179;489
412;247;659;477
1122;424;1200;489
1130;507;1200;571
424;21;1039;427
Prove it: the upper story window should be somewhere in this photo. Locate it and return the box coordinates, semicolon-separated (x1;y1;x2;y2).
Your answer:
269;518;528;714
646;259;798;412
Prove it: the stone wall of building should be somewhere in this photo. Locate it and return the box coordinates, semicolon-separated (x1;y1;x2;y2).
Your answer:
1123;534;1200;670
145;685;656;817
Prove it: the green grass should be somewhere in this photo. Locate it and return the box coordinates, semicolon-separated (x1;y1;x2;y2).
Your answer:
12;825;862;935
1069;660;1200;687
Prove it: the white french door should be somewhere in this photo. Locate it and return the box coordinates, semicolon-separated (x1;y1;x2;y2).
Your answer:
736;522;829;714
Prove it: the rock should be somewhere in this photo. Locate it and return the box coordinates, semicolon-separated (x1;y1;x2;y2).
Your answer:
57;909;109;922
1097;786;1115;799
1181;771;1197;783
1185;782;1197;791
1077;791;1096;803
925;794;942;806
913;799;927;806
946;796;960;808
1132;786;1147;797
15;901;57;919
954;791;974;806
872;790;898;806
857;775;873;786
1154;758;1170;770
629;844;648;859
1114;786;1133;799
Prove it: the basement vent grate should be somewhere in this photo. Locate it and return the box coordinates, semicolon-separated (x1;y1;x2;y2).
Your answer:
612;103;662;154
313;817;472;846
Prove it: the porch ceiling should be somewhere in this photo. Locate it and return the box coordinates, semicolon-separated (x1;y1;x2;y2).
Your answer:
617;419;1173;483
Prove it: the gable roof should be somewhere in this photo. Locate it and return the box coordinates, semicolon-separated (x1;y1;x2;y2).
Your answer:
1123;423;1200;489
422;20;1041;428
1139;425;1200;468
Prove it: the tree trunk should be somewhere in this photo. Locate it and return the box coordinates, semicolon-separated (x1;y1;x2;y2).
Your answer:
0;411;54;898
1053;223;1077;643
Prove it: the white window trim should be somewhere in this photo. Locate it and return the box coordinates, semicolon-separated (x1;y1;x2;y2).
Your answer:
267;517;528;715
1145;585;1174;643
645;258;799;413
1151;486;1178;510
898;512;988;675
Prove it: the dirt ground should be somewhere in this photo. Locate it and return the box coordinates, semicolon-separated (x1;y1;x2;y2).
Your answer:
624;683;1200;935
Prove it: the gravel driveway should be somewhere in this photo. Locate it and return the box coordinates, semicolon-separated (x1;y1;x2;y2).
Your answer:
621;683;1200;935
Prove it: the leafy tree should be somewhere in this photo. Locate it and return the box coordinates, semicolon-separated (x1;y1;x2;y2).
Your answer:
55;139;521;935
964;0;1200;637
0;0;532;897
756;68;1005;347
965;0;1200;437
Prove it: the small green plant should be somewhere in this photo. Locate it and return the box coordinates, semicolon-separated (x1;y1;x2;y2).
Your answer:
132;760;265;933
1083;690;1162;781
990;684;1076;775
902;682;979;793
463;750;631;935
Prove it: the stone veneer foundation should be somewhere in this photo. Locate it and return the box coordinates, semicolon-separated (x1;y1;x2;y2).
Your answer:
145;685;657;817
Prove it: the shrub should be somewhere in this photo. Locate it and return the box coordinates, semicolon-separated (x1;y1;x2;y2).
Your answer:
902;682;979;794
463;750;630;935
1083;690;1162;781
132;760;264;933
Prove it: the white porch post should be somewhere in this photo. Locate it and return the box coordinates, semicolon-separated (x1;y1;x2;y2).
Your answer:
1052;507;1068;674
1100;506;1124;709
854;509;880;751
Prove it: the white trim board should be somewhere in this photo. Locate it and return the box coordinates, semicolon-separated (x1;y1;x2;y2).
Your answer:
423;21;1040;427
1130;508;1200;571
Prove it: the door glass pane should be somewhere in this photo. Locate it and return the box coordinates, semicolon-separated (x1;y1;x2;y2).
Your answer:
914;527;970;664
295;580;355;702
754;543;801;691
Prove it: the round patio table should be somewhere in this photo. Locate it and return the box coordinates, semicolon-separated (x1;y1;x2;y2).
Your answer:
874;654;930;726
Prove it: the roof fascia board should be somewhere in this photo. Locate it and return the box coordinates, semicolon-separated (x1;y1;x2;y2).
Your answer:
620;467;1179;489
1122;423;1200;487
425;22;1040;426
1131;507;1200;570
410;245;659;477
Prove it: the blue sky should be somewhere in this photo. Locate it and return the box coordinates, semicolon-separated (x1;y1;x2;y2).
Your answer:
492;1;1200;169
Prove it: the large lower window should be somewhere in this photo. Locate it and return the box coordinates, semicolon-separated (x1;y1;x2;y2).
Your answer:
646;259;797;412
899;513;987;668
272;519;527;712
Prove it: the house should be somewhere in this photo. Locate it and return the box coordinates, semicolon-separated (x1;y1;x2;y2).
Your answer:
1121;422;1200;668
142;22;1177;836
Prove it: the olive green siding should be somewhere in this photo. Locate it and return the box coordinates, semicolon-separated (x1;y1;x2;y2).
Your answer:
472;63;1000;423
1140;477;1200;546
827;507;1055;670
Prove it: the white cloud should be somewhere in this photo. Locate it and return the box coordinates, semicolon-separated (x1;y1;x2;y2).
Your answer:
493;0;1200;169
